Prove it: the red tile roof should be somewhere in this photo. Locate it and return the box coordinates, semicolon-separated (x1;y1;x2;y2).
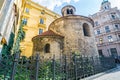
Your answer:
40;30;62;36
32;30;64;40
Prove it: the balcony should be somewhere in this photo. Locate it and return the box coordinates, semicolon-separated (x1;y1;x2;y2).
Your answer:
95;28;120;37
38;23;46;28
110;18;120;23
97;39;120;47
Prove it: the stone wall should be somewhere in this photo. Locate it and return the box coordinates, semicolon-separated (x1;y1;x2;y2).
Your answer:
49;16;98;56
32;37;64;58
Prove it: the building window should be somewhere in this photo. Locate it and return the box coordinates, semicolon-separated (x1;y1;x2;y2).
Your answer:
104;6;107;9
110;48;118;58
67;9;73;14
108;35;113;42
41;12;44;15
118;35;120;39
97;29;101;35
105;26;110;33
111;13;116;19
104;5;110;10
39;29;43;34
67;9;69;14
44;44;50;53
40;18;44;24
99;38;103;44
98;50;104;57
41;10;45;15
115;24;119;29
22;18;27;25
94;21;98;26
70;9;73;14
83;23;91;37
25;8;29;13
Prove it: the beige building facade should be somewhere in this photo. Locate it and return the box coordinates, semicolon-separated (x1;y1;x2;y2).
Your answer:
90;0;120;57
20;0;60;57
32;5;98;58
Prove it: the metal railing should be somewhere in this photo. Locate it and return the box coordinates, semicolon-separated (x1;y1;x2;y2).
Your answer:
97;39;120;47
95;28;120;37
0;53;116;80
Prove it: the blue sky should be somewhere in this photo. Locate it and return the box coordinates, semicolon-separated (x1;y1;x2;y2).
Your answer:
32;0;120;16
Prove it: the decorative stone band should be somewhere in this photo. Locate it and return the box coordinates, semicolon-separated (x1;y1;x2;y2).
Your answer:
49;15;94;29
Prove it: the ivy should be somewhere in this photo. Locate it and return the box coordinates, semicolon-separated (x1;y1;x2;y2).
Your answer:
12;23;25;54
0;55;14;79
1;22;25;55
1;32;15;55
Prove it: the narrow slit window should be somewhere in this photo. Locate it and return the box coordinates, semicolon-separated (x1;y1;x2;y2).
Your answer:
44;44;50;53
83;23;91;37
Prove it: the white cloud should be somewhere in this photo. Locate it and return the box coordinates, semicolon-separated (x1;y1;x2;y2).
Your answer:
32;0;80;10
110;0;120;9
74;0;79;2
32;0;120;11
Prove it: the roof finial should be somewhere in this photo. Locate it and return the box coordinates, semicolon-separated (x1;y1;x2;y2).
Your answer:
103;0;108;2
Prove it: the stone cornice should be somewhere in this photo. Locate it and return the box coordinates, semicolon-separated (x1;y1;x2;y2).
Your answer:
49;15;94;29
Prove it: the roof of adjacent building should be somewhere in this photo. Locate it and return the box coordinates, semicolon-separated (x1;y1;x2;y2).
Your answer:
102;0;108;5
28;0;61;17
40;30;63;37
32;30;64;41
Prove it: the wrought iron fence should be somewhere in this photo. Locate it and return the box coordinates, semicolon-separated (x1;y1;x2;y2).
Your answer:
0;53;116;80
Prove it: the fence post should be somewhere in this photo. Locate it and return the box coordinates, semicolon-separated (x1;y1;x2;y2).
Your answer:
52;55;55;80
65;55;68;80
74;54;77;80
10;53;19;80
91;56;95;75
35;54;39;80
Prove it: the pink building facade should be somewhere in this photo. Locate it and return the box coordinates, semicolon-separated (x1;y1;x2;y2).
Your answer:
91;0;120;58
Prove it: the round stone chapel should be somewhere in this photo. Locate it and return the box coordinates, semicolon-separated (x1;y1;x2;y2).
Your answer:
32;5;98;58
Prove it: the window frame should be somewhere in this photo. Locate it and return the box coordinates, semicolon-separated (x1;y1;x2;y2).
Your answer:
44;44;50;53
115;24;119;30
39;29;43;34
22;18;27;25
111;13;116;19
98;49;104;57
83;23;91;37
97;29;101;35
94;21;98;26
25;8;29;13
105;26;110;33
40;18;44;24
107;35;113;42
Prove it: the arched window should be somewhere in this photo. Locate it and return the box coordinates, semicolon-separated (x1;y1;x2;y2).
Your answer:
67;9;70;14
111;14;115;19
44;44;50;53
83;23;91;37
70;9;73;14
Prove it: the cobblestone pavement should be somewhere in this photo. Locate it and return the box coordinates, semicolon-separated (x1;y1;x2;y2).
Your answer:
82;64;120;80
93;65;120;80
